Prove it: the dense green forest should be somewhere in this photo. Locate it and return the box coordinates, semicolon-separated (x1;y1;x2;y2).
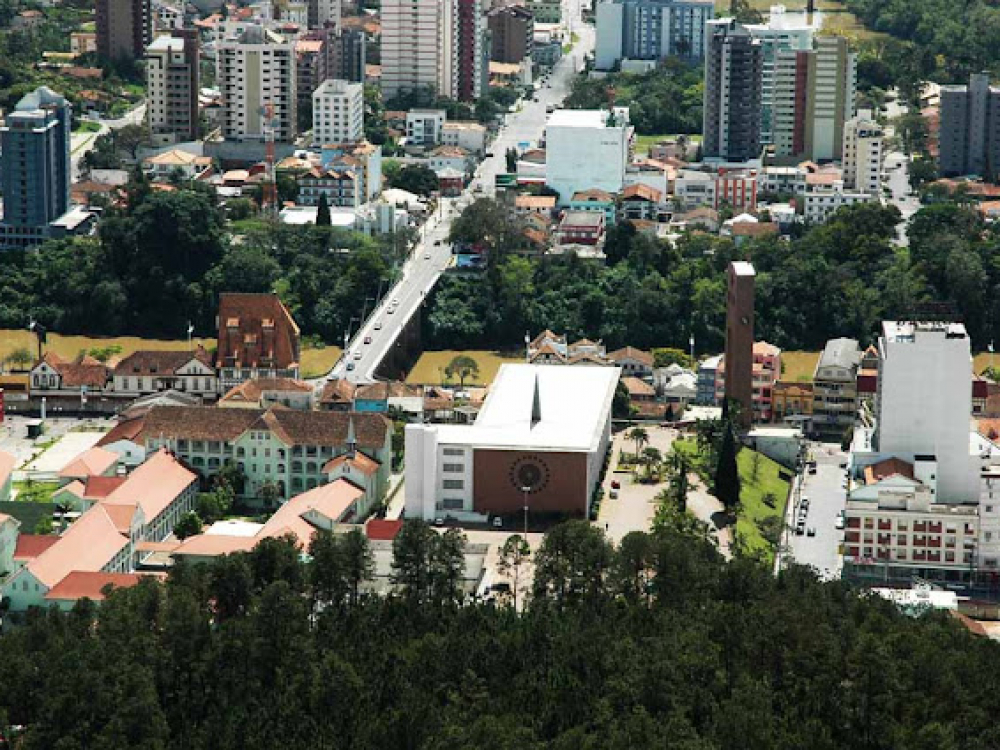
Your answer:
1;518;998;749
428;200;1000;354
564;59;704;135
0;180;396;342
846;0;1000;84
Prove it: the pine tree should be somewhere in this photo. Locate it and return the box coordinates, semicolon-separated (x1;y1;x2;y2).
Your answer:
714;425;741;515
316;193;332;226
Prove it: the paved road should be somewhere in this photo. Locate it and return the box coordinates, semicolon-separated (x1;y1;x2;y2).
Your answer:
70;103;148;182
782;442;847;580
322;19;594;387
883;150;921;246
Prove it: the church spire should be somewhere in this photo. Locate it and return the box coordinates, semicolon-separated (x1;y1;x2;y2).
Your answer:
531;374;542;427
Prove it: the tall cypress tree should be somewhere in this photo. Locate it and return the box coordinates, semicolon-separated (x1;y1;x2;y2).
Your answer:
316;193;331;226
715;425;741;515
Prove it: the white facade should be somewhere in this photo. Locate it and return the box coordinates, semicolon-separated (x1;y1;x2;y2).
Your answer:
312;78;363;146
842;113;883;195
800;181;871;223
406;109;447;145
873;321;979;504
545;108;631;203
595;0;714;70
807;35;856;161
146;34;198;145
217;25;297;142
675;169;717;208
441;121;487;153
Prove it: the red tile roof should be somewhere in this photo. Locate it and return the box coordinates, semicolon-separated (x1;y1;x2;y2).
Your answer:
58;446;119;480
323;451;381;476
82;475;127;499
366;518;403;541
103;450;197;524
44;572;143;602
219;377;313;404
112;347;212;377
864;457;915;485
13;534;59;561
319;378;357;405
608;346;653;367
96;416;145;447
215;293;300;371
621;183;663;203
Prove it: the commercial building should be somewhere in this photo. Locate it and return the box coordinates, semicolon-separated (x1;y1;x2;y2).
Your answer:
441;121;487;152
312;78;364;145
146;30;200;145
545;108;631;203
703;18;763;162
488;4;534;64
215;293;301;389
842;112;883;194
405;364;619;523
723;261;755;427
217;25;297;143
0;87;71;250
811;337;860;438
937;73;1000;179
594;0;713;70
96;0;152;61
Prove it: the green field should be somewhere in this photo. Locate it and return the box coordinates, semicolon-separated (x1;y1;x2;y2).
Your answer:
633;133;701;156
405;350;522;386
72;121;101;134
781;350;821;382
0;329;340;379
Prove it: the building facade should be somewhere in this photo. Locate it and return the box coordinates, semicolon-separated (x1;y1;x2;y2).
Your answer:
146;30;200;145
380;0;446;99
96;0;152;61
938;73;1000;179
545;108;631;203
842;113;883;194
488;4;533;64
0;87;71;250
703;18;763;162
312;78;364;145
811;337;860;438
723;261;755;427
595;0;713;70
217;25;297;143
215;293;301;389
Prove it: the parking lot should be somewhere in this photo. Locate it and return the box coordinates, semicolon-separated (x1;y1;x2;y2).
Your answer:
783;442;848;580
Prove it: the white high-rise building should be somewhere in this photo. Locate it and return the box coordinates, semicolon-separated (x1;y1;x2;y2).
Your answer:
842;112;883;195
312;78;363;145
217;25;297;143
545;108;631;203
146;30;199;145
874;321;979;504
380;0;447;100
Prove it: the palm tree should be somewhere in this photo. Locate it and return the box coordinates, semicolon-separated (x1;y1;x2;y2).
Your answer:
642;446;663;481
627;426;649;460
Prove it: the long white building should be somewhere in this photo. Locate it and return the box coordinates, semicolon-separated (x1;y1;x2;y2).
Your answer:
217;24;297;143
312;78;363;145
545;108;631;203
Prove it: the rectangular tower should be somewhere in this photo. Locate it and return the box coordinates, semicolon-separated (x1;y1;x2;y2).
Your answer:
96;0;152;61
724;261;755;428
703;18;763;162
146;30;200;144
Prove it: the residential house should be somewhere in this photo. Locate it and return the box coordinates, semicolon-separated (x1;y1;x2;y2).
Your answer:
441;121;487;153
11;535;58;576
812;337;861;438
436;167;465;197
671;206;720;232
715;341;781;421
674;170;717;209
318;378;357;411
219;377;314;410
141;406;392;504
405;109;446;146
568;188;616;225
608;346;653;378
58;446;120;485
771;380;814;424
215;293;301;390
514;194;556;217
428;145;472;173
620;183;663;221
111;348;217;399
696;354;722;405
657;365;698;415
557;210;604;245
353;381;423;417
142;149;213;181
29;352;109;399
319;141;382;202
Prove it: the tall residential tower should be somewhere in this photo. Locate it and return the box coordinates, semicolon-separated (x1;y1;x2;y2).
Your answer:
703;18;763;162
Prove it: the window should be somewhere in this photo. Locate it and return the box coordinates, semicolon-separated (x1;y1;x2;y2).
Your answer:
441;497;463;510
443;463;464;473
443;447;464;456
443;479;464;490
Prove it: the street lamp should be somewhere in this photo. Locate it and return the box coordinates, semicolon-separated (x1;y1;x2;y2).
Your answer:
521;486;531;537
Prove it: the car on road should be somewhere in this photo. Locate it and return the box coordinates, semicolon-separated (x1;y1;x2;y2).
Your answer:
546;104;555;113
795;524;805;536
434;239;441;245
610;480;620;489
353;351;362;360
392;298;399;305
424;252;431;259
484;152;494;158
387;307;395;314
363;336;371;344
374;321;382;330
807;527;816;537
609;490;618;499
346;362;355;371
835;516;845;530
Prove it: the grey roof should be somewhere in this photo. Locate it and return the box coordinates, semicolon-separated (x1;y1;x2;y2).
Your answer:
817;338;861;371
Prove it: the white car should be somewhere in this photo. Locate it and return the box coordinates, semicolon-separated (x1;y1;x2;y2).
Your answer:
424;252;431;259
374;321;382;330
353;351;362;360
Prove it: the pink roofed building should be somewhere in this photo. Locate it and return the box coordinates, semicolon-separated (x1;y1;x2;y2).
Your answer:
715;341;782;422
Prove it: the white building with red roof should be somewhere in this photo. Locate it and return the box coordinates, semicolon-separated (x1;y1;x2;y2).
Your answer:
0;512;20;578
58;446;121;484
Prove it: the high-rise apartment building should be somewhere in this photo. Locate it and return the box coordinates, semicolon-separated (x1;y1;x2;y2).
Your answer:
146;30;200;145
381;0;487;102
842;112;883;194
488;4;533;65
96;0;153;61
0;87;71;249
724;261;755;428
938;73;1000;179
703;18;762;162
801;35;855;161
312;79;364;145
307;0;341;28
217;25;297;142
594;0;714;70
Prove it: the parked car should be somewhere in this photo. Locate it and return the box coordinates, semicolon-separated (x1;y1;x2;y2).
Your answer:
353;351;362;360
364;336;371;344
807;527;816;537
609;490;619;499
835;516;845;530
795;525;805;536
492;516;503;529
374;321;382;330
610;480;621;489
346;362;355;371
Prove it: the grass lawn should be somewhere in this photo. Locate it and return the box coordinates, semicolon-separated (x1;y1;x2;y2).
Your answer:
0;328;340;379
633;133;701;156
674;437;789;562
73;121;101;134
405;350;523;386
781;350;820;382
12;480;60;504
